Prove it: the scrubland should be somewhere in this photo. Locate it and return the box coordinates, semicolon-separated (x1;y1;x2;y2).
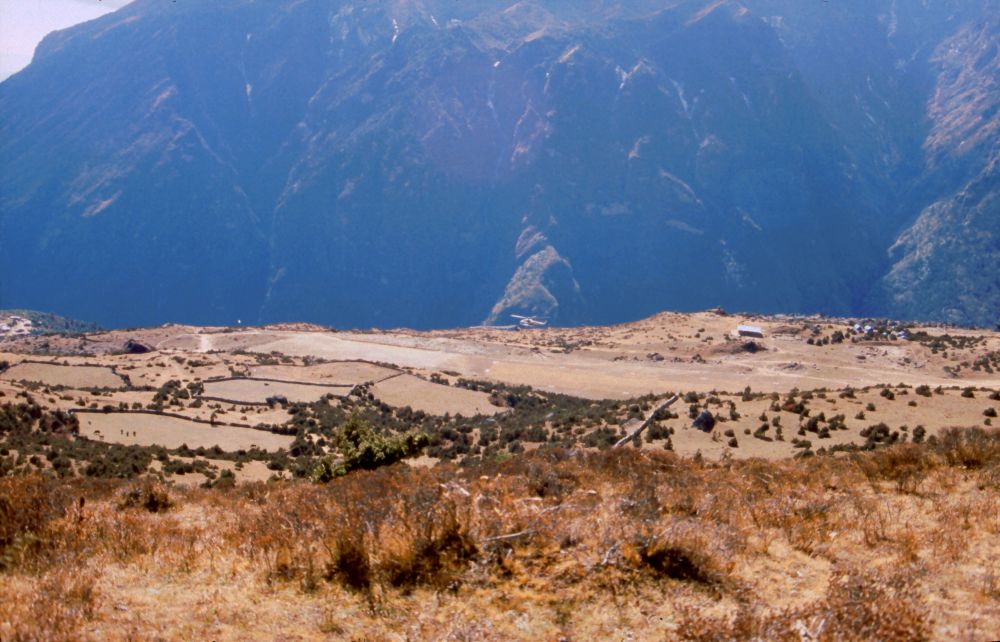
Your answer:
2;427;999;641
2;312;1000;640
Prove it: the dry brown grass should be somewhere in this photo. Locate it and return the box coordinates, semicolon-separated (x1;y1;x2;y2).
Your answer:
0;362;125;390
675;566;933;641
1;428;999;640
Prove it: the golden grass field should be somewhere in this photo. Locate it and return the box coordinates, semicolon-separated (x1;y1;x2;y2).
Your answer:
1;309;1000;639
0;362;125;389
201;378;354;404
370;374;505;417
1;435;999;640
77;412;294;451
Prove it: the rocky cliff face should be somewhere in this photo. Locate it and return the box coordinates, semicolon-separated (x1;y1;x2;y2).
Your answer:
878;13;1000;326
1;0;997;328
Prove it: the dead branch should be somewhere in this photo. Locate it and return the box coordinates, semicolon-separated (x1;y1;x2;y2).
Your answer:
613;395;679;448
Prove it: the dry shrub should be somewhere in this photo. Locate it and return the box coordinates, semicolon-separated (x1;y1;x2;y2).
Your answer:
895;529;922;563
983;564;1000;600
676;567;931;641
933;426;1000;468
979;462;1000;490
0;476;178;576
359;474;477;591
855;443;936;494
93;508;166;563
117;479;173;513
0;569;98;641
249;465;477;594
746;489;845;555
818;567;931;640
850;495;896;547
380;502;476;590
324;528;371;590
631;533;726;587
0;476;72;572
0;430;998;638
786;498;840;554
732;458;851;556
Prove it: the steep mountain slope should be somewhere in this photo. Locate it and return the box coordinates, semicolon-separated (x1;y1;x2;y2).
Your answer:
878;13;1000;326
0;0;996;328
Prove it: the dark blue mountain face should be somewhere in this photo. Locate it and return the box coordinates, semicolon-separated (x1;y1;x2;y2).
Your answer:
1;0;997;329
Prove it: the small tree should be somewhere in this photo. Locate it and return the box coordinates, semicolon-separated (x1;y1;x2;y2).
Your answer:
311;415;428;482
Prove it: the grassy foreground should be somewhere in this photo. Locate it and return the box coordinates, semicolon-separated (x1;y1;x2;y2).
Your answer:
2;428;999;641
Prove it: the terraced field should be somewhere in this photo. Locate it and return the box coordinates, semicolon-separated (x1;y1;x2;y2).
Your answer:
200;378;353;404
0;361;125;389
371;374;504;416
77;412;293;451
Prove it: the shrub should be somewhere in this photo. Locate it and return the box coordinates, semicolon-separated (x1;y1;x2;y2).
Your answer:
857;443;934;493
311;416;429;482
0;476;71;571
632;535;728;588
117;480;173;513
675;568;931;641
933;427;1000;468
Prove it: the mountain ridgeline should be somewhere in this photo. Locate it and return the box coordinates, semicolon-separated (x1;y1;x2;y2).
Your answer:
1;0;997;329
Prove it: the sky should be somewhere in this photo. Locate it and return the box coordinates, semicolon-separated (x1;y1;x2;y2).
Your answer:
0;0;131;80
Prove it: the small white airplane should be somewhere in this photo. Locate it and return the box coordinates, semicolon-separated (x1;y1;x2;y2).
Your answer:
511;314;548;328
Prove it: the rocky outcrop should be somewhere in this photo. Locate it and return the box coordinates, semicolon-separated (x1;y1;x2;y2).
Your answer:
485;242;582;325
123;339;155;354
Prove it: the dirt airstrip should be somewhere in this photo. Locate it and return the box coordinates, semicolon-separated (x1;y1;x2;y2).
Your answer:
2;309;999;483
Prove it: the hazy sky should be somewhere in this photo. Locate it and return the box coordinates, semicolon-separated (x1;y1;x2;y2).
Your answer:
0;0;131;80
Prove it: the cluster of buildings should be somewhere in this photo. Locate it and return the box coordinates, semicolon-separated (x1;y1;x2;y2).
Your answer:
0;315;33;338
852;322;910;341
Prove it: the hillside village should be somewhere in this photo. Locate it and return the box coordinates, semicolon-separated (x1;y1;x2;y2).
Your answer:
0;314;33;338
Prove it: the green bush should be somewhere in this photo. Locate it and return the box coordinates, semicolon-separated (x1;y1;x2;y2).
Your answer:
311;416;428;482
